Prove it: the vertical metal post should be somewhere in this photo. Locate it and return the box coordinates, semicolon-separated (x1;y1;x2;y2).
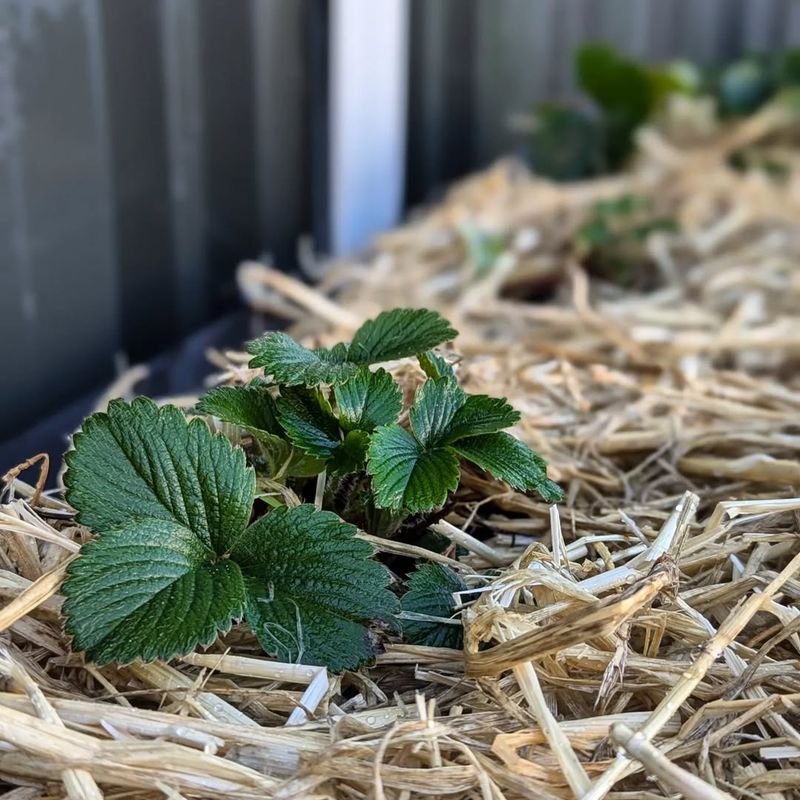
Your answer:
329;0;410;255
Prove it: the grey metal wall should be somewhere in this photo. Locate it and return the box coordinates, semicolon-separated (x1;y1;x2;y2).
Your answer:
0;0;318;441
407;0;800;203
1;0;797;444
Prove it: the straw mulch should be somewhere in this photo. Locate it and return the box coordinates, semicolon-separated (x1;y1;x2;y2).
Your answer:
3;102;800;799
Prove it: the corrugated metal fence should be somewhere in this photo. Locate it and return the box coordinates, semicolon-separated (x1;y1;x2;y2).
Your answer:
0;0;318;441
1;0;797;443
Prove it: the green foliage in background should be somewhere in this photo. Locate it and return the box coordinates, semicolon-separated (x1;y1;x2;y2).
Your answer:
529;44;684;179
527;43;800;182
576;194;679;287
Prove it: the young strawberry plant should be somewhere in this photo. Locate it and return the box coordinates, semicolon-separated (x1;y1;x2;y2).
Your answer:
62;308;561;670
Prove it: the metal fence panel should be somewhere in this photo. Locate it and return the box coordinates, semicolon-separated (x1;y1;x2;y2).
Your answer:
0;0;314;441
0;0;119;440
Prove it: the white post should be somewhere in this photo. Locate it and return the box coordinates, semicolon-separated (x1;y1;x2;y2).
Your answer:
329;0;409;255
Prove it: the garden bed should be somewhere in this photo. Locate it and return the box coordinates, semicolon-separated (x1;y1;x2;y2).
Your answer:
2;106;800;799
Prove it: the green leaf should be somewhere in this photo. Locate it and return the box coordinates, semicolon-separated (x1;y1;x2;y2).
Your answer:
247;311;457;388
329;430;370;475
197;383;282;440
369;374;561;511
62;398;398;670
276;386;380;475
779;48;800;86
444;395;520;443
62;398;255;663
576;44;679;168
197;384;292;475
408;378;466;446
367;424;460;512
63;520;246;664
577;44;653;121
277;388;342;459
334;368;403;432
459;222;506;278
348;309;457;365
232;505;397;670
577;216;612;249
528;103;604;181
718;57;773;116
253;435;293;478
284;457;326;479
247;332;357;387
64;398;255;554
401;564;466;649
417;351;456;381
451;432;563;503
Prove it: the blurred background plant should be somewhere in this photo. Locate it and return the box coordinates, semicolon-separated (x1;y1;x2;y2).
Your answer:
519;42;800;181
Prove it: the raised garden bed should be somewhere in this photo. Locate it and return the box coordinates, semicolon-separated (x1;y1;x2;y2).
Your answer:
2;95;800;799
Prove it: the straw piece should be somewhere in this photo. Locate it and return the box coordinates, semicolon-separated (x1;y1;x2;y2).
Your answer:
0;560;72;632
466;559;678;677
431;520;509;567
583;549;800;800
125;662;258;727
0;646;103;800
357;530;475;573
286;668;329;726
237;261;362;331
610;722;735;800
180;652;324;685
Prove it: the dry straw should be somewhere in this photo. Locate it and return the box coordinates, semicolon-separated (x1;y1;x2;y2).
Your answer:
2;103;800;798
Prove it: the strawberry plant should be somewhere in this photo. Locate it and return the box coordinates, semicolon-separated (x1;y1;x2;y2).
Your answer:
62;308;561;669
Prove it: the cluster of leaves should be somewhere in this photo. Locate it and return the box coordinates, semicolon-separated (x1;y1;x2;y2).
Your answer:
713;49;800;117
527;43;800;182
62;400;396;671
529;44;684;180
237;309;561;512
575;194;679;288
61;309;561;670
